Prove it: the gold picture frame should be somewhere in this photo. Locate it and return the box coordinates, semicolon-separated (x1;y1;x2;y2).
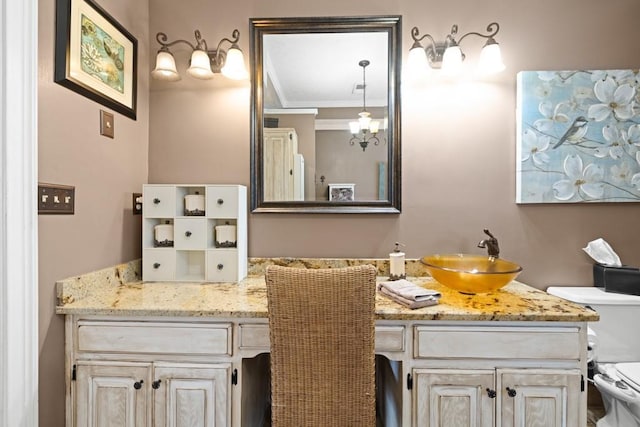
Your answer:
55;0;137;119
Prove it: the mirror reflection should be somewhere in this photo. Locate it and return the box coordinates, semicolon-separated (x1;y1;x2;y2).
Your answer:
250;16;402;213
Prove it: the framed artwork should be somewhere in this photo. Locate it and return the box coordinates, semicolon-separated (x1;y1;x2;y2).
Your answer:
329;184;355;201
516;70;640;203
54;0;137;119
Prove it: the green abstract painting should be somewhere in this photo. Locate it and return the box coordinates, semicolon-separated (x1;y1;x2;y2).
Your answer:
80;14;125;94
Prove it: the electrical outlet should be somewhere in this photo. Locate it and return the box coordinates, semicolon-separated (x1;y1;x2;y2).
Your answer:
132;192;142;215
38;183;75;214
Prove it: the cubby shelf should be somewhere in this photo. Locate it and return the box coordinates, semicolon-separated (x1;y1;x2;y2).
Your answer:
142;184;247;283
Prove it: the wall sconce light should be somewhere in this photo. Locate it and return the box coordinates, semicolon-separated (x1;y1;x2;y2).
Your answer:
408;22;505;76
151;29;248;81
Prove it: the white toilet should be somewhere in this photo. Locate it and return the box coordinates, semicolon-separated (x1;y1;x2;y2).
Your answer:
547;286;640;427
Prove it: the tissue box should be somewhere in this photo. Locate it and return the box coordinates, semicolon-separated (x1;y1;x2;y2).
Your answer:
593;263;640;296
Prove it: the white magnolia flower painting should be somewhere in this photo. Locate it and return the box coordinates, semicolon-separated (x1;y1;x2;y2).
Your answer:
516;70;640;203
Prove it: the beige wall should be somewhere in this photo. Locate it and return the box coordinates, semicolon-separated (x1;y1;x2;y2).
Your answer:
150;0;640;288
38;0;149;425
36;0;640;424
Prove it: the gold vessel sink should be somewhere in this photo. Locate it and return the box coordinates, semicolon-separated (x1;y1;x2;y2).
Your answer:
421;254;523;294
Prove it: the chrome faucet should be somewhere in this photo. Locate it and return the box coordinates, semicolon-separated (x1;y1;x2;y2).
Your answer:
478;228;500;258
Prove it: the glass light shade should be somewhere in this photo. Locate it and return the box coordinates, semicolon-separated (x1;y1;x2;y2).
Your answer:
408;46;431;72
221;47;249;80
369;120;380;134
151;51;180;81
358;111;371;131
442;45;463;76
478;40;505;74
349;121;360;135
187;49;214;79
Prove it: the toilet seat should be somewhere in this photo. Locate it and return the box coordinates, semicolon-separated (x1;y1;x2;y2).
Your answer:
594;363;640;405
617;362;640;393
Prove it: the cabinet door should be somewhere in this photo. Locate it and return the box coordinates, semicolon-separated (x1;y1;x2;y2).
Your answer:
498;369;582;427
414;369;495;427
75;361;151;427
153;363;231;427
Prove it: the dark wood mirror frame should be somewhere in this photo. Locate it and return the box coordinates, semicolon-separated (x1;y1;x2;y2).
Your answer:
249;16;402;213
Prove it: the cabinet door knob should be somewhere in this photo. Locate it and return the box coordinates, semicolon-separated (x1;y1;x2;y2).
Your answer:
185;231;192;237
152;379;162;389
133;380;144;390
506;387;517;397
153;263;161;269
153;198;160;204
217;198;224;205
486;388;496;398
217;263;224;270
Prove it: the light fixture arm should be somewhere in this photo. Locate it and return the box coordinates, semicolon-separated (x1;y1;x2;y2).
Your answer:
213;29;241;63
410;27;437;51
155;31;198;52
359;59;370;112
456;22;500;44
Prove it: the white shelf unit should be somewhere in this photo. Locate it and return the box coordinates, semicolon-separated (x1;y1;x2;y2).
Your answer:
142;184;247;283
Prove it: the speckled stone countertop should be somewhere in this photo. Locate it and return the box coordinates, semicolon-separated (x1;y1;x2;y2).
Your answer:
56;258;598;322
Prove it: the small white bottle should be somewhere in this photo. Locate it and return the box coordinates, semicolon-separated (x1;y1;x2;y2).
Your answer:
389;242;406;281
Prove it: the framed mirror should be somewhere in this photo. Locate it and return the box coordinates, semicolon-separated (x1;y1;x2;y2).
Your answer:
250;16;402;213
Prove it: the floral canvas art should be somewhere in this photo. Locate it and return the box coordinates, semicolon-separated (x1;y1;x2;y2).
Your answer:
516;70;640;203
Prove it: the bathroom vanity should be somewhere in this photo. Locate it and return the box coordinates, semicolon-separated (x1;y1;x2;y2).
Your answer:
56;259;597;427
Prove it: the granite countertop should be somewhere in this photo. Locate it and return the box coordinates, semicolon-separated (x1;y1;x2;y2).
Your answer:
55;259;598;322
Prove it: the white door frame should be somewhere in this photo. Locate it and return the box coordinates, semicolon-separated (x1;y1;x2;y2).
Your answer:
0;0;39;425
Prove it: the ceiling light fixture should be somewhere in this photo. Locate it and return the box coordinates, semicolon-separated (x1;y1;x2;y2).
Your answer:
408;22;505;77
349;60;380;152
151;29;248;82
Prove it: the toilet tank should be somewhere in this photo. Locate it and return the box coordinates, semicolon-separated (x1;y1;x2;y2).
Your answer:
547;286;640;363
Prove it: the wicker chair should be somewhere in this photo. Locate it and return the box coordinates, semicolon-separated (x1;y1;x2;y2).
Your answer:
265;265;377;427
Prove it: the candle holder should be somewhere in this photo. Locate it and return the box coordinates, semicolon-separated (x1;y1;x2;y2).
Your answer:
388;273;406;281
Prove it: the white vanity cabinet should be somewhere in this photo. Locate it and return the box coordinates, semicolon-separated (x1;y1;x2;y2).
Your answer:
413;368;581;427
73;361;231;427
142;185;247;282
64;316;588;427
66;317;234;427
411;324;585;427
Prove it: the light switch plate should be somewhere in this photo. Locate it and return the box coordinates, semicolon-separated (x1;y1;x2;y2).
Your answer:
38;183;75;214
132;192;142;215
100;110;114;138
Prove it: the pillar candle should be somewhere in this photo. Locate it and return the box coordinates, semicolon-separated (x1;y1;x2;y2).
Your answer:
389;251;405;277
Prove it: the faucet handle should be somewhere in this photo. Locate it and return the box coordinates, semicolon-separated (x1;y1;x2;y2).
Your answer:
479;229;500;258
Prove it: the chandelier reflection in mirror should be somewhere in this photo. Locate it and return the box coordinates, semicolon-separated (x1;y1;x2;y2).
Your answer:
408;22;505;77
349;60;381;152
151;29;248;81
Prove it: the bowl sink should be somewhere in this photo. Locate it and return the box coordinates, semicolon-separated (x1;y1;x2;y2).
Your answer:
421;254;523;294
